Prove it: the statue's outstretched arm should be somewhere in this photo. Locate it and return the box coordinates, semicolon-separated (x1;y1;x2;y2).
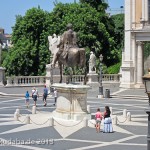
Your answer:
48;36;52;43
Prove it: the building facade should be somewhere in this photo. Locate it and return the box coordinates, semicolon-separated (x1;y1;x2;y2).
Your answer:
0;28;11;49
120;0;150;88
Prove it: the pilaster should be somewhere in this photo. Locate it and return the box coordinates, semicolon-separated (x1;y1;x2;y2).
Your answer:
120;0;135;88
134;41;144;88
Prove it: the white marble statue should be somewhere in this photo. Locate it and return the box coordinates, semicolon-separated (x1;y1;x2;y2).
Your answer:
48;34;60;62
89;51;96;73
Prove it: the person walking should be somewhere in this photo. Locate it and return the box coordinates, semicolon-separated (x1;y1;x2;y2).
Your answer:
32;87;39;107
103;106;113;133
43;85;48;106
95;108;102;133
25;91;30;108
53;88;57;106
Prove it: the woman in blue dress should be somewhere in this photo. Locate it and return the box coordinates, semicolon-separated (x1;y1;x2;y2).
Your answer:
103;106;113;133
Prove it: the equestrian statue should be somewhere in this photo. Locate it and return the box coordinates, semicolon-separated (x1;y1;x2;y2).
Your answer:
48;23;87;84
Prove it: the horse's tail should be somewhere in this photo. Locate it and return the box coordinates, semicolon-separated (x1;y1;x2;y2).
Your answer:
79;48;86;67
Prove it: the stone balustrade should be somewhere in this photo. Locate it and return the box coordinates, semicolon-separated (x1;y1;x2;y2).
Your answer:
70;75;85;83
102;74;120;83
6;76;46;87
5;74;121;86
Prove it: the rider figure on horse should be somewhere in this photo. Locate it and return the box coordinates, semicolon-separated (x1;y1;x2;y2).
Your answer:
52;23;78;68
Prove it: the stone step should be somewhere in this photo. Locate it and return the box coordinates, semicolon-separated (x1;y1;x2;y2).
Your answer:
111;94;148;100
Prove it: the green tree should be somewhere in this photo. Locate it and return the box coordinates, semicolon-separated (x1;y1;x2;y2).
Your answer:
3;7;50;76
48;2;118;67
144;42;150;59
3;2;122;76
111;14;124;50
108;13;124;69
79;0;108;11
1;48;8;65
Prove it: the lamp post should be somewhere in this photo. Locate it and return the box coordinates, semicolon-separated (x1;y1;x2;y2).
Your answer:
98;54;103;98
120;6;124;14
142;68;150;150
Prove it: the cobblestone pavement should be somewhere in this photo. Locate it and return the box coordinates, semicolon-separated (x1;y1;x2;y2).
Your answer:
0;83;146;97
0;85;148;150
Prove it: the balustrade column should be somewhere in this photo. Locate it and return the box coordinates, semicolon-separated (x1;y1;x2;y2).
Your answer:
114;75;117;81
6;77;12;86
13;78;18;86
39;77;43;85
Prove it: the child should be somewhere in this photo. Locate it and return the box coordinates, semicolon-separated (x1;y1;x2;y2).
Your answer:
95;108;102;133
25;91;30;108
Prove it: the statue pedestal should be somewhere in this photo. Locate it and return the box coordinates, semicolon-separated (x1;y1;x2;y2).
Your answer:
45;64;60;86
87;73;98;84
0;67;5;86
52;83;91;120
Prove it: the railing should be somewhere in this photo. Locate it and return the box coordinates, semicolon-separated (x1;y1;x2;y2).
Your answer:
69;75;85;83
6;76;46;86
5;74;121;87
102;74;120;83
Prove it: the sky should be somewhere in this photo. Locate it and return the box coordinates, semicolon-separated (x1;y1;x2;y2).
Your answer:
0;0;124;34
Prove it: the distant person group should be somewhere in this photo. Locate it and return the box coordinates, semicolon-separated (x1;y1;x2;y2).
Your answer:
24;85;57;108
95;106;113;133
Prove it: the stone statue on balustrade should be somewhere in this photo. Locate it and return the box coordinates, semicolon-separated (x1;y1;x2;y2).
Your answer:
45;34;61;86
89;51;96;74
48;34;60;64
48;34;61;74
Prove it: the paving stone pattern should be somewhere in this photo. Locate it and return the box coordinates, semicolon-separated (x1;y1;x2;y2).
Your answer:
0;85;148;150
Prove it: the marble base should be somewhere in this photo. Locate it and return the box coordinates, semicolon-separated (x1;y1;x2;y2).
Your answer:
45;64;60;86
134;83;145;88
51;83;91;120
98;95;104;98
87;73;98;84
119;83;135;88
52;110;91;121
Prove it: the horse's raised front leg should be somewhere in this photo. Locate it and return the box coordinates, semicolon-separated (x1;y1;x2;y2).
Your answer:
83;67;87;85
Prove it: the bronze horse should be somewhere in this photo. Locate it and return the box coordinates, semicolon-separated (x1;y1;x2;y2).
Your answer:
50;40;87;84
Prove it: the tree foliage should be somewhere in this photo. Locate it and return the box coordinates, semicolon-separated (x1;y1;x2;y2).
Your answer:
144;42;150;59
3;8;50;76
106;62;121;74
79;0;108;11
3;2;123;76
48;2;119;67
111;14;124;50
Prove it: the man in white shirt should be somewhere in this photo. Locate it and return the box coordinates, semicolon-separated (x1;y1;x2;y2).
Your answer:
53;88;57;106
32;87;39;107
